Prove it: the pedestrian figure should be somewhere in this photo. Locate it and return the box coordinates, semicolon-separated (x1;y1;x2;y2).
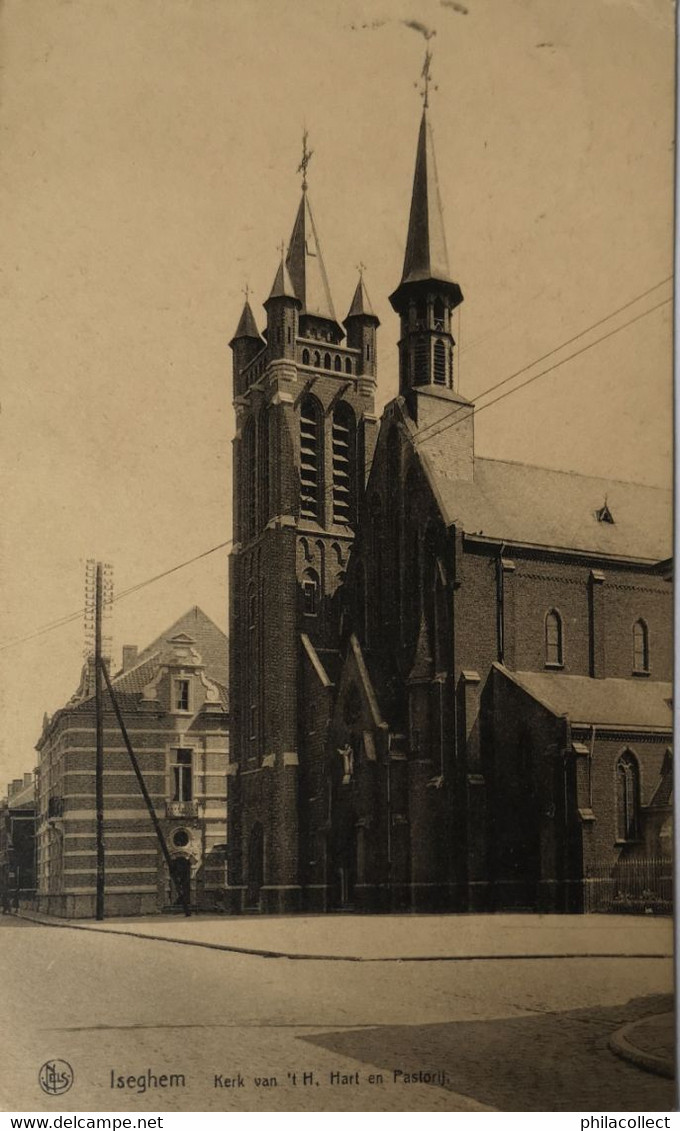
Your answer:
1;890;11;915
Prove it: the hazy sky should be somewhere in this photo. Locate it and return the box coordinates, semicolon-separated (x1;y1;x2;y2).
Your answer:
0;0;674;785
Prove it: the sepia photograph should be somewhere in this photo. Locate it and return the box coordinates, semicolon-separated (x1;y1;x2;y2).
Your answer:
0;0;675;1114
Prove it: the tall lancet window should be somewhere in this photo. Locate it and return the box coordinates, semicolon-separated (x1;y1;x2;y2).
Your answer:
242;417;256;541
633;619;650;674
433;339;447;386
545;609;563;667
300;395;322;521
258;408;270;527
332;403;355;526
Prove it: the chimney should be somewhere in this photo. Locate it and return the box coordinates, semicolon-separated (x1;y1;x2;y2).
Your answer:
23;773;33;789
122;645;138;672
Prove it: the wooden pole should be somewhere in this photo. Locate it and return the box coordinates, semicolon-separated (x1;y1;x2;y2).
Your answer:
100;659;191;917
95;561;105;921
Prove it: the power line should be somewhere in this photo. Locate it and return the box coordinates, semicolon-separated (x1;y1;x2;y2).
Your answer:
3;280;673;653
416;295;672;448
416;275;673;443
0;539;233;652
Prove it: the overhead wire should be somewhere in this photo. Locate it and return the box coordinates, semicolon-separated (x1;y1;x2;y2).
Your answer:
416;295;672;447
415;275;673;443
2;278;673;653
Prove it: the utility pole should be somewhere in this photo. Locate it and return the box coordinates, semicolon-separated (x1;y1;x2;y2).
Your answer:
94;562;105;920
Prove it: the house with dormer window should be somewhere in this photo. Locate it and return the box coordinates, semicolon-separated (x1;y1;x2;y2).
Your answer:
34;606;229;918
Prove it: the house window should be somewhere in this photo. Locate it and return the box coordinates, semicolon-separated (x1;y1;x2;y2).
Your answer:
633;619;649;674
172;749;193;802
545;610;563;667
174;679;190;711
616;752;640;842
302;569;320;616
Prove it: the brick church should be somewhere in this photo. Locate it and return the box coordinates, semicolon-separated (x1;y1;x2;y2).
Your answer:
226;82;672;915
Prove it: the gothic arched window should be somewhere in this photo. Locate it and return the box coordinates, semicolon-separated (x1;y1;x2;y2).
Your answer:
302;569;320;616
257;408;270;527
334;355;342;372
344;357;352;375
299;395;323;521
616;752;640;842
414;337;428;384
633;619;650;674
545;609;563;667
332;402;355;526
313;350;321;368
433;297;445;330
324;352;331;370
433;339;447;386
302;348;310;366
241;417;256;541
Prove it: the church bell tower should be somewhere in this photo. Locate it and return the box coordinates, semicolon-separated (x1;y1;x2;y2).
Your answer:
227;135;379;913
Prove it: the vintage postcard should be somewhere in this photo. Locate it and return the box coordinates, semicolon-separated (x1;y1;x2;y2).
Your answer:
0;0;675;1115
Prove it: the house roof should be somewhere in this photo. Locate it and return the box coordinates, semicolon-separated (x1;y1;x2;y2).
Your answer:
424;453;671;561
503;667;673;731
132;606;228;687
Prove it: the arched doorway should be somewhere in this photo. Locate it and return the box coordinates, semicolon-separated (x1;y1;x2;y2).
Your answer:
246;822;264;909
170;856;191;908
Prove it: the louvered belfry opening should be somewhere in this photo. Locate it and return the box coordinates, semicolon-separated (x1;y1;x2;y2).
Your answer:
300;396;321;520
332;404;354;525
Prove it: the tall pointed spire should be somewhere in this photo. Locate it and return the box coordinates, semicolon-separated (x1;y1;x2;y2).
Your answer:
389;55;463;397
285;192;338;323
400;107;453;288
284;130;340;331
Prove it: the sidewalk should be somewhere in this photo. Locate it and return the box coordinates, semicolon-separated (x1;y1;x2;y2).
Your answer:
19;909;674;962
610;1011;676;1079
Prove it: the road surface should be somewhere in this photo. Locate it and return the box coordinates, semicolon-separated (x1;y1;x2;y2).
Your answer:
1;916;674;1112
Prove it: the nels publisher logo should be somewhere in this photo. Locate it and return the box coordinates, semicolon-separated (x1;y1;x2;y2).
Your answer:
39;1059;74;1096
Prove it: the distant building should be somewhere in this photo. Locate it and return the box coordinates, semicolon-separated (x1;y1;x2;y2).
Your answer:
0;773;37;902
35;607;229;918
226;94;673;915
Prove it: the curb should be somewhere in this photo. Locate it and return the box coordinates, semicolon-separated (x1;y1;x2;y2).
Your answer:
609;1017;675;1080
17;912;674;964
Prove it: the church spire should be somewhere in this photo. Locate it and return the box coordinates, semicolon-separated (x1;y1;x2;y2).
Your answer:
285;131;342;337
389;53;463;396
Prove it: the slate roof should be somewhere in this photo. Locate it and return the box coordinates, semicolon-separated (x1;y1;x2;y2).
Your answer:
132;606;228;687
425;454;672;562
230;299;261;343
399;109;453;288
286;191;338;323
503;666;673;731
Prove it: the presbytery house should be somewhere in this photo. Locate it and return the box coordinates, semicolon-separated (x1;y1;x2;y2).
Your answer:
35;607;229;918
226;87;672;916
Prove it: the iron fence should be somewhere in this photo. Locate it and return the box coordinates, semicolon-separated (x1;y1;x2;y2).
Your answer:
583;856;673;914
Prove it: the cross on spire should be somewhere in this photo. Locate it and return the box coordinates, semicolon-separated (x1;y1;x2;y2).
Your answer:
278;240;286;260
356;261;367;278
417;47;438;109
297;129;314;191
242;282;251;302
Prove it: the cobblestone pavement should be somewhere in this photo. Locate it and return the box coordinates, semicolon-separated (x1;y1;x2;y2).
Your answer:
1;918;674;1112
